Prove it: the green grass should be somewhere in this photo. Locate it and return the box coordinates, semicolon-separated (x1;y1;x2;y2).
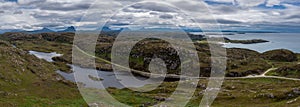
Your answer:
0;40;86;106
92;78;300;107
1;32;300;106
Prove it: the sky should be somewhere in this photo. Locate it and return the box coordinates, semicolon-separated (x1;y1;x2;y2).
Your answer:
0;0;299;32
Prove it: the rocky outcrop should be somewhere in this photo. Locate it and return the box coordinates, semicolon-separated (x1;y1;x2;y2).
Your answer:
270;64;300;78
2;32;297;78
226;48;272;77
261;49;298;62
2;32;74;44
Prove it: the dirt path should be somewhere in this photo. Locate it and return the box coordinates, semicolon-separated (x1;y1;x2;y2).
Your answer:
242;67;300;81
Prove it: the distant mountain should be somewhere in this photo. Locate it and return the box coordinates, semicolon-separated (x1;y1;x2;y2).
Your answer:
27;28;55;34
58;26;76;33
0;29;26;34
10;29;26;32
221;30;278;33
100;26;124;36
0;26;76;34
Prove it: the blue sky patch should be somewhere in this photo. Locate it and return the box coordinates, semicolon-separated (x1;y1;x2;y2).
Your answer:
256;4;286;9
4;0;17;2
204;1;233;6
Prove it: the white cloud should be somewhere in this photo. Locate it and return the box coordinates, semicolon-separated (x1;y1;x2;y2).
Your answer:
234;0;265;7
266;0;281;7
205;0;233;3
18;0;45;5
0;0;299;32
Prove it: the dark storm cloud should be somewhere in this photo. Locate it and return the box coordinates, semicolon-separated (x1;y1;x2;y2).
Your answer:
159;14;174;19
217;19;242;24
194;19;242;24
286;15;300;19
13;10;23;14
33;23;64;28
122;8;149;13
0;0;299;32
213;5;239;14
131;2;177;12
171;1;207;12
149;12;159;15
39;3;91;11
31;12;82;21
18;0;46;5
111;14;134;20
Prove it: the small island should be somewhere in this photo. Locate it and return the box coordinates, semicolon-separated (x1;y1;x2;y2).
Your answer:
226;39;269;44
88;75;103;81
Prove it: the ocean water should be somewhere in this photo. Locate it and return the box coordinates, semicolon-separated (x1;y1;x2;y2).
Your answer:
223;33;300;53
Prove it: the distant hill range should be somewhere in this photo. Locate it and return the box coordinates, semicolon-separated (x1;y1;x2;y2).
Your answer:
0;25;278;35
0;26;76;34
27;28;55;34
57;26;76;33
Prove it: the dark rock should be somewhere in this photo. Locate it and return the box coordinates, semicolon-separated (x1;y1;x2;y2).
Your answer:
228;39;269;44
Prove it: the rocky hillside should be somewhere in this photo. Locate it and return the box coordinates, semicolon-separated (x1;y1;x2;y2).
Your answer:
261;49;298;62
0;40;85;106
226;48;272;77
1;32;74;44
1;32;300;106
1;32;298;78
267;64;300;78
107;78;300;107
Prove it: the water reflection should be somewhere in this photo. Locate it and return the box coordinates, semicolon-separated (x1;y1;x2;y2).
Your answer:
29;51;63;62
57;65;158;89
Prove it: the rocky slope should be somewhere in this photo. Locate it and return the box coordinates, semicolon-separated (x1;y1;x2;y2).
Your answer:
1;32;300;106
261;49;298;62
106;78;300;107
1;32;298;78
0;40;86;106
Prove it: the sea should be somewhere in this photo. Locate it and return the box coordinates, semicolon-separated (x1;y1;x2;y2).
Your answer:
221;33;300;53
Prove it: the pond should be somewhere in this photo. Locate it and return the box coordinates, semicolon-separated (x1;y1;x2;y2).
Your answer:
29;51;63;62
29;50;158;89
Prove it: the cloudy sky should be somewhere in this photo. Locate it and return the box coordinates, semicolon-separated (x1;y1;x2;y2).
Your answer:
0;0;299;32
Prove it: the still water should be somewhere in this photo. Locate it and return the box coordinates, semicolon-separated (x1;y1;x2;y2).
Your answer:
56;65;157;89
29;51;62;62
29;50;157;89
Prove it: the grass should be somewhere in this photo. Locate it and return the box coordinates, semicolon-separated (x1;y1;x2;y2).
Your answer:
1;32;300;106
0;40;87;106
9;33;299;78
89;78;300;107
